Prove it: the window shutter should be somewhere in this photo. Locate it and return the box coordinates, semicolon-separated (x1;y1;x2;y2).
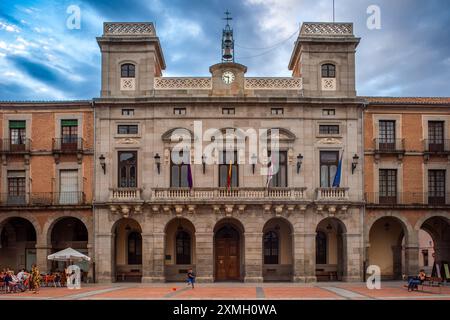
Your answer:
61;119;78;127
9;120;26;129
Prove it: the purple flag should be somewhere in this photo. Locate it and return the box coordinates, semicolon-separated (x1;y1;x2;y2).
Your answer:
187;163;193;189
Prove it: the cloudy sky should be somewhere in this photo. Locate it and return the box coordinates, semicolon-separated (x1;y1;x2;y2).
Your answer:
0;0;449;100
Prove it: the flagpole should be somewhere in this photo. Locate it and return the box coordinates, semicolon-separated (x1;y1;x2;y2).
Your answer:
333;0;335;23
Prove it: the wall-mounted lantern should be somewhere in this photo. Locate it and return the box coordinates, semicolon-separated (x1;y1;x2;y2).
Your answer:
99;154;106;174
154;153;161;174
352;154;360;174
296;154;303;174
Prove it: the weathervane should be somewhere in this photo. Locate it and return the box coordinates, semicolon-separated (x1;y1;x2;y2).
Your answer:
222;10;234;63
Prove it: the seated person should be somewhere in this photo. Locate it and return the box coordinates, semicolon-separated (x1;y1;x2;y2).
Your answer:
407;269;426;291
54;273;62;287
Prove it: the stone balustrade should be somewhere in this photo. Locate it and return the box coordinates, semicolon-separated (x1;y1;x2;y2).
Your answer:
109;188;142;202
315;188;349;201
151;187;307;202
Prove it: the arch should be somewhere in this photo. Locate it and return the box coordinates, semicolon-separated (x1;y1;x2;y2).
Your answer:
112;218;142;282
161;127;195;143
214;218;245;281
164;217;196;281
263;128;297;143
44;214;91;245
0;217;38;272
0;214;41;240
368;216;407;280
315;217;347;281
417;215;450;270
365;213;413;244
414;212;450;232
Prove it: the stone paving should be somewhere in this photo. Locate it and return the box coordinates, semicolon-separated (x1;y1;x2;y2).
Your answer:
1;282;449;300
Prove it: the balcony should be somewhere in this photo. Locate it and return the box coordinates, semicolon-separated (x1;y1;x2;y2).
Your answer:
315;188;349;202
151;187;307;203
423;139;450;154
109;188;143;202
0;192;86;207
373;139;405;154
365;192;450;207
52;137;84;154
0;138;31;154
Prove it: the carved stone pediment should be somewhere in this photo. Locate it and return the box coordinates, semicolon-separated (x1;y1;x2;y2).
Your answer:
117;138;139;144
317;137;342;145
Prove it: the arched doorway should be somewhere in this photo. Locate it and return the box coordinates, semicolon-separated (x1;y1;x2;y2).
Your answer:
0;217;37;272
112;218;142;282
419;216;450;279
214;219;244;281
50;217;88;275
262;218;293;281
368;217;406;280
315;218;346;281
164;218;196;281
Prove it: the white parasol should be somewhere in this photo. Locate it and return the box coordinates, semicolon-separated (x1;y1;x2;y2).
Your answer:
47;247;91;262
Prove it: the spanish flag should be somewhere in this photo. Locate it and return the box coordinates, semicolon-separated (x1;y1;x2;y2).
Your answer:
227;160;233;191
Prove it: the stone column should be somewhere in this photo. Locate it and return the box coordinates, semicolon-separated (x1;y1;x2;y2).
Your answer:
95;232;114;283
244;232;263;282
142;232;165;282
35;243;51;274
342;233;363;282
293;232;316;282
405;244;419;277
195;232;214;283
87;243;94;282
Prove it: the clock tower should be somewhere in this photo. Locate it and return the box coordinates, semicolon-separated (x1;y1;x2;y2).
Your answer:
210;11;247;96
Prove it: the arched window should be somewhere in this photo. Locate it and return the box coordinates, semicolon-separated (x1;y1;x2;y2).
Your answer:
128;232;142;264
176;230;191;264
121;63;135;78
264;231;279;264
316;231;327;264
321;64;336;78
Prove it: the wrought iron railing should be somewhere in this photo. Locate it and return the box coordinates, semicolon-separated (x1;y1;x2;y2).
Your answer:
0;138;31;153
0;192;86;206
365;192;450;206
52;137;84;153
373;139;405;153
423;139;450;153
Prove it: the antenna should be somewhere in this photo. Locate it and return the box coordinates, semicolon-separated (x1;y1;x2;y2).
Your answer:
333;0;335;23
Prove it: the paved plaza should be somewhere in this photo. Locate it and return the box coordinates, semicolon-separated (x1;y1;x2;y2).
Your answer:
1;282;449;300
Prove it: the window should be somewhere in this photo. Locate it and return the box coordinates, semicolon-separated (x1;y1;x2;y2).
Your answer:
176;231;191;264
316;231;327;264
118;151;137;188
268;151;287;188
219;151;238;188
271;108;284;115
428;121;445;152
122;109;135;116
128;232;142;265
428;170;446;205
422;250;429;267
9;120;26;151
320;151;339;188
7;171;26;205
319;125;340;135
173;108;186;115
322;109;335;116
121;63;135;78
264;231;279;264
171;150;191;188
117;125;138;135
321;64;336;78
379;169;397;204
379;120;396;150
222;108;235;115
59;170;79;204
61;120;78;150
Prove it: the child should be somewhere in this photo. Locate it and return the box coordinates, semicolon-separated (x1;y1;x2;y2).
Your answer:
187;268;196;289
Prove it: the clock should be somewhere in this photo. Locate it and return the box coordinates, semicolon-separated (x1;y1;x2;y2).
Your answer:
222;71;235;84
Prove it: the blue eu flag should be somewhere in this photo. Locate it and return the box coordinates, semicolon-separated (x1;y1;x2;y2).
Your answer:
332;152;343;187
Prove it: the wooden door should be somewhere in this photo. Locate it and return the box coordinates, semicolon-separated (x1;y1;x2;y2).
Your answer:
215;227;240;281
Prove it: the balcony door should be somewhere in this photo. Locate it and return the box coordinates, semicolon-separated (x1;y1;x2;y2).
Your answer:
118;151;137;188
379;169;397;204
428;170;446;205
428;121;444;152
59;170;79;204
7;171;26;205
9;120;26;152
61;120;78;151
379;120;396;151
320;151;339;188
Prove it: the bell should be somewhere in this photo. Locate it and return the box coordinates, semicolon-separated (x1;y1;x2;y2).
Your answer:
223;47;232;60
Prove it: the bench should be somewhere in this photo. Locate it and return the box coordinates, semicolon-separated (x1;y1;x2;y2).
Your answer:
420;277;443;294
116;271;142;282
316;270;338;281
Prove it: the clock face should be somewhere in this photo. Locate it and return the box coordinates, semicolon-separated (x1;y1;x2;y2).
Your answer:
222;71;235;84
